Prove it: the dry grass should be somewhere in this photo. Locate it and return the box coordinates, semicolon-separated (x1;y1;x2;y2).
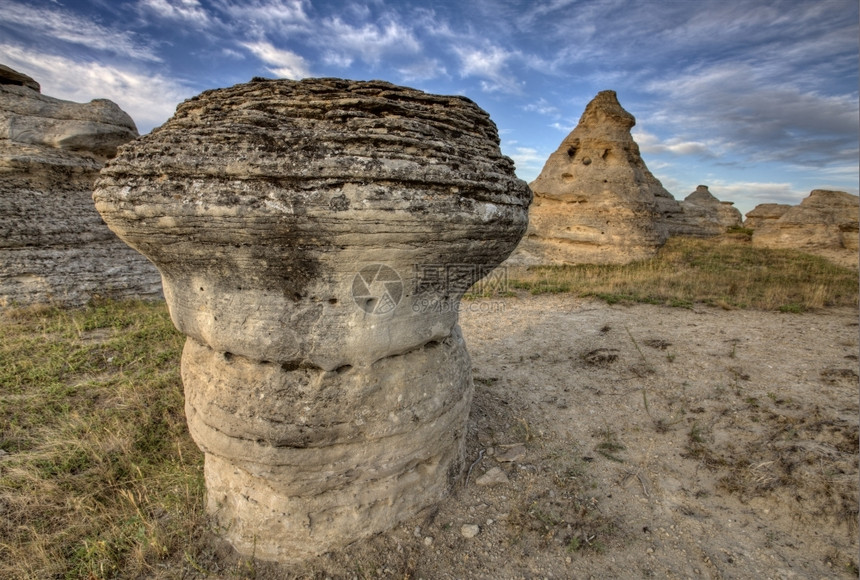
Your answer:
498;236;858;311
0;300;207;579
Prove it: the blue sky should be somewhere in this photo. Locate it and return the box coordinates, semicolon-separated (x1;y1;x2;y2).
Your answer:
1;0;857;215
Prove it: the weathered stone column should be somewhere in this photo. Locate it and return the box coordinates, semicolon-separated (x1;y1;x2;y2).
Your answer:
93;78;531;562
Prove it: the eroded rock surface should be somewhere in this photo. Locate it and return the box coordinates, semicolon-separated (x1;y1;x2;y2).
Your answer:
0;65;161;307
94;77;531;562
670;185;743;237
744;203;791;229
751;189;859;267
509;90;676;265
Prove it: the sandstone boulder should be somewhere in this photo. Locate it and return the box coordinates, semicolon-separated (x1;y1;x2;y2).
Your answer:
0;65;161;307
670;185;743;237
751;189;859;267
509;90;677;265
94;77;531;562
0;64;40;92
744;203;791;229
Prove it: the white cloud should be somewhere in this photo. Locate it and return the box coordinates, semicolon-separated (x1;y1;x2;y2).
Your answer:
505;145;547;181
524;98;558;116
241;41;311;79
452;44;523;93
214;0;309;28
397;59;447;82
703;180;807;211
0;44;194;133
0;0;160;61
549;121;574;133
321;16;421;66
138;0;212;26
633;130;717;158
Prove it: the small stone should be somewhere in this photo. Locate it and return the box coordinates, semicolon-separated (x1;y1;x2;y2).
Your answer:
460;524;480;539
494;444;526;463
423;536;433;546
475;467;509;487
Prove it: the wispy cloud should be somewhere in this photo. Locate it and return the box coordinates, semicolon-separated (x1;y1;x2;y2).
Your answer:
705;180;808;210
214;0;310;30
633;130;718;158
523;98;559;116
452;43;523;93
0;0;160;61
320;16;421;66
397;59;447;82
644;62;859;167
0;44;194;133
137;0;212;27
505;145;548;181
241;41;310;78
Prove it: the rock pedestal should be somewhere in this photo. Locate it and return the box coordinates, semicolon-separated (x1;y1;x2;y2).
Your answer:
93;78;531;562
509;90;675;265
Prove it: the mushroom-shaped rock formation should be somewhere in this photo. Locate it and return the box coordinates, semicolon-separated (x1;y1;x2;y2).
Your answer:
509;90;677;265
751;189;859;268
93;78;531;562
0;64;161;307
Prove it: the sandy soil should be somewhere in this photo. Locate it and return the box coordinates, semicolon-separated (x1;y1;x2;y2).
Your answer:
226;294;859;579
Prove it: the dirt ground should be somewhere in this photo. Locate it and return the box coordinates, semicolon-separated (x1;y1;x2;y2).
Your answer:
215;294;858;579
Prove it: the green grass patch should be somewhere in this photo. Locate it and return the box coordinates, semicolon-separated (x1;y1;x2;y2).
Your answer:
503;236;858;311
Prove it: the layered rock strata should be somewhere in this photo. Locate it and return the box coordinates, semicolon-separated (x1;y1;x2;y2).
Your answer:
751;189;859;267
744;203;791;229
510;90;676;265
94;78;531;562
0;65;161;306
670;185;742;237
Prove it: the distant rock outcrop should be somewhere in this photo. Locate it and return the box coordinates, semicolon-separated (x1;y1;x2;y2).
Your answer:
744;203;791;229
669;185;743;237
509;90;678;265
0;64;162;307
751;190;859;268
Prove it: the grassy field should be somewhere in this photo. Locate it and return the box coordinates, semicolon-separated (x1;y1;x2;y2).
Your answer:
0;238;857;578
493;235;859;312
0;301;206;578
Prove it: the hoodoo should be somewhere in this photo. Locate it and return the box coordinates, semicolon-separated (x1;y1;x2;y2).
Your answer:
510;90;677;265
93;78;531;562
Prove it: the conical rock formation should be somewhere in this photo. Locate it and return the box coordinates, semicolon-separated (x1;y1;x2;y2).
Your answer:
509;90;677;265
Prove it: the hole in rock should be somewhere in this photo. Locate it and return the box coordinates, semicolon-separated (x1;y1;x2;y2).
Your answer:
223;352;233;362
335;364;352;374
601;149;609;160
566;146;577;158
328;298;338;305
